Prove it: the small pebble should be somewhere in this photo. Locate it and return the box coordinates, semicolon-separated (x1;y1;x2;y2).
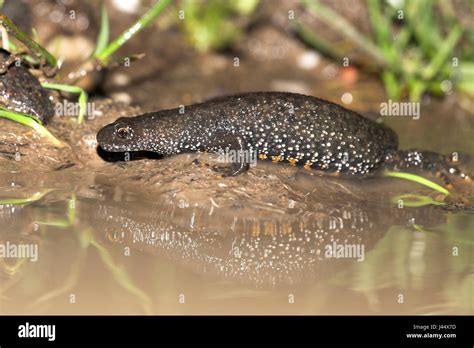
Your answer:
297;51;321;70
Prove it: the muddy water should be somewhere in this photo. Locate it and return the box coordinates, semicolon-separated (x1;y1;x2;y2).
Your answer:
1;72;473;316
1;77;473;314
0;148;472;315
1;77;473;316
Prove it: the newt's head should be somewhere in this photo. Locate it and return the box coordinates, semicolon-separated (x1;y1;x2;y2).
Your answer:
97;112;181;154
97;117;145;152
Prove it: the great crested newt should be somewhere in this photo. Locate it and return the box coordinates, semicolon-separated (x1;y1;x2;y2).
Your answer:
97;92;470;183
0;48;54;124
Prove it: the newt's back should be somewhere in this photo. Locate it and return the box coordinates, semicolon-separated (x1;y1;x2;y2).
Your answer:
98;92;399;176
182;92;398;176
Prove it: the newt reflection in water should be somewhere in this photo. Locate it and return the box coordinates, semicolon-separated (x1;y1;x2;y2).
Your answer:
90;195;445;288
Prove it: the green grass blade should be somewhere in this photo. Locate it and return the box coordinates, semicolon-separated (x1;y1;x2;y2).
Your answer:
382;71;402;100
96;0;172;64
458;62;474;78
0;190;52;205
90;240;153;314
421;26;462;81
294;22;345;60
0;14;57;74
391;193;445;207
77;90;87;124
35;219;71;227
384;171;450;195
0;107;64;147
393;27;411;53
301;0;389;68
408;79;428;101
34;194;76;227
41;82;84;93
93;0;110;57
41;82;87;124
405;0;442;56
367;0;392;55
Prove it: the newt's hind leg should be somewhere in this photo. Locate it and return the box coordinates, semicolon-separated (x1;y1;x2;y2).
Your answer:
383;150;471;187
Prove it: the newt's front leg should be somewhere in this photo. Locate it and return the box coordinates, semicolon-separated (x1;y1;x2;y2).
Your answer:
203;132;250;177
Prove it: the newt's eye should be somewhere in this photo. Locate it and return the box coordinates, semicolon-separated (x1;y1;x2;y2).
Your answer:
115;126;133;140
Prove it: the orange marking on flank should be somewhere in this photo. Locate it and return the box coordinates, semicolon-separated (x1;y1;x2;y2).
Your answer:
288;158;298;166
271;155;282;163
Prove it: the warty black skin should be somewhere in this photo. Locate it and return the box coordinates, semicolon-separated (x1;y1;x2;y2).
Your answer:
97;92;469;181
0;49;54;124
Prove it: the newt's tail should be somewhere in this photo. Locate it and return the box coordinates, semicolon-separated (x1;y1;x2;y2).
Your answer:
383;149;472;188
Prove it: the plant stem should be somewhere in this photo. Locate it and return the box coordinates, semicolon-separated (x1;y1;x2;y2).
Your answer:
301;0;389;68
0;13;57;75
0;189;53;205
95;0;172;64
41;82;88;124
93;0;110;57
391;193;445;207
384;171;450;195
0;107;65;147
421;26;462;81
